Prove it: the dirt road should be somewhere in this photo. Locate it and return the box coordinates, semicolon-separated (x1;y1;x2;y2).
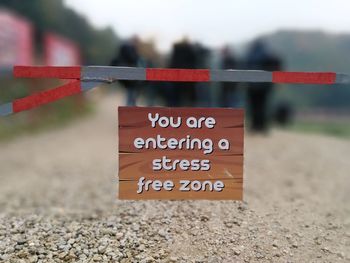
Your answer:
0;93;349;262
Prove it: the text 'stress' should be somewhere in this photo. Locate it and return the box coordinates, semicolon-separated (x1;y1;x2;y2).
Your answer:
118;107;244;200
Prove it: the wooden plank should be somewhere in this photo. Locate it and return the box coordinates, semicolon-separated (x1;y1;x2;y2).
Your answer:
118;107;244;200
119;128;243;154
118;179;243;200
119;153;243;180
119;107;244;129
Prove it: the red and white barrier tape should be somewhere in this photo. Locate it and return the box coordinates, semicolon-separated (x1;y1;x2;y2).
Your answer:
0;66;349;116
14;66;346;84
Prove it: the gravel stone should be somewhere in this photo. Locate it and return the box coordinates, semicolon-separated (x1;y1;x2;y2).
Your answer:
0;95;349;262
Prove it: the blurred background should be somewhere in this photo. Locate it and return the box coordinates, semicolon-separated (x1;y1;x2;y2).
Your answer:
0;0;349;139
0;1;349;261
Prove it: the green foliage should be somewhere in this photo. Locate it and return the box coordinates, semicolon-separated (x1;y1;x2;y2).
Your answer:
0;96;94;141
290;121;350;139
264;30;350;109
0;0;119;64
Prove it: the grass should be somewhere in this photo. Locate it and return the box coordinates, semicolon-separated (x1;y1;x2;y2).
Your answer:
288;121;350;139
0;97;94;142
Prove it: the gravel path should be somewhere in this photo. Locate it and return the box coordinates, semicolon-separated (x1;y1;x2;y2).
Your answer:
0;93;349;262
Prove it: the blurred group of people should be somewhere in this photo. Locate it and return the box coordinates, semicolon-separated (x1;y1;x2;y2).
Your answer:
111;37;289;133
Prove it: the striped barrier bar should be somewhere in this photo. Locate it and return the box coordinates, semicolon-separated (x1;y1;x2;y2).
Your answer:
0;65;349;116
0;79;99;116
14;66;348;84
85;67;345;84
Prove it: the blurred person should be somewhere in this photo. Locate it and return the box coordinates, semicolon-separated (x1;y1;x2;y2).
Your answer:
110;37;141;106
194;43;211;107
246;39;282;133
220;46;239;107
166;37;198;107
141;58;159;106
134;38;163;106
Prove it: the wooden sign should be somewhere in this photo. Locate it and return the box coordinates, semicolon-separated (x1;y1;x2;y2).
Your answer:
118;107;244;200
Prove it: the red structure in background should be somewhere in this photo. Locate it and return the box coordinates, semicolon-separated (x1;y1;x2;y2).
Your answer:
44;33;81;66
0;9;33;67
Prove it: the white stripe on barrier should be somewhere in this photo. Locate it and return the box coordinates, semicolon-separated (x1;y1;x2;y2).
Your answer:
210;70;272;82
82;66;146;82
0;103;13;116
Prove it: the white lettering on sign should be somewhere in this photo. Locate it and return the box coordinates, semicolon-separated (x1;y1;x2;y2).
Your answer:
186;116;216;129
148;113;181;128
133;135;213;154
137;177;224;194
133;112;231;192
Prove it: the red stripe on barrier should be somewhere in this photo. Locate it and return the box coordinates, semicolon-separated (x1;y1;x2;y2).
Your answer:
14;66;81;79
13;81;81;113
272;72;336;84
146;68;210;82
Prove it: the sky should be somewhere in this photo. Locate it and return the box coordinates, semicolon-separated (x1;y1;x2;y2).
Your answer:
64;0;350;52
